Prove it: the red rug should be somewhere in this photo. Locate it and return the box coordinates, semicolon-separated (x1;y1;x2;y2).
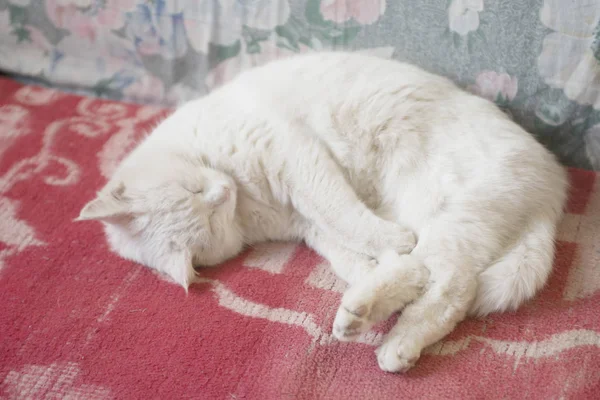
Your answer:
1;77;599;399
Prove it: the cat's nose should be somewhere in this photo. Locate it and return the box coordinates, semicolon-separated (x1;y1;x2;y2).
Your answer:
209;186;231;208
205;185;231;208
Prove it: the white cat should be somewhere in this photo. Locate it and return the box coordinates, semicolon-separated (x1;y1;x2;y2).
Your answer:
77;52;567;373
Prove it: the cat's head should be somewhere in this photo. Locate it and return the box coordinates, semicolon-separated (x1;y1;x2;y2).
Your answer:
77;150;244;290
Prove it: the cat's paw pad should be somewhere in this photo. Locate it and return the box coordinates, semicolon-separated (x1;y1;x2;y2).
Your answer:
332;303;373;341
332;284;384;341
375;337;421;373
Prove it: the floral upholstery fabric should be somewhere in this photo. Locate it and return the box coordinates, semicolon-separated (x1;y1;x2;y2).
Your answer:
1;0;599;169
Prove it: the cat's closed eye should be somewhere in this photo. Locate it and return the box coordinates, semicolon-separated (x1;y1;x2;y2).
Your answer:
182;185;204;195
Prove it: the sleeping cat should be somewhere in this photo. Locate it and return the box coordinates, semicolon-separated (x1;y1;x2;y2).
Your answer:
77;52;567;373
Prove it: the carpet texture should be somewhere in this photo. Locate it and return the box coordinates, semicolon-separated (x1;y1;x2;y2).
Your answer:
1;78;599;399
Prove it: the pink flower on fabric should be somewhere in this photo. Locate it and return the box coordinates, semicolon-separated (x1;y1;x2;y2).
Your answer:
470;71;518;102
319;0;386;25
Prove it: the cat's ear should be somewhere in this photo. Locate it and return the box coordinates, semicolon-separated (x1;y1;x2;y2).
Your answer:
76;183;130;222
163;250;197;292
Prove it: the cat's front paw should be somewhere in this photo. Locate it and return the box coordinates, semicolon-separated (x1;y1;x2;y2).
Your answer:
372;223;416;257
332;302;373;341
375;336;421;373
332;283;392;341
332;253;428;342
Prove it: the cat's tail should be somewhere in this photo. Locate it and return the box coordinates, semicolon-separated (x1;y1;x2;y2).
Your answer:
468;216;561;317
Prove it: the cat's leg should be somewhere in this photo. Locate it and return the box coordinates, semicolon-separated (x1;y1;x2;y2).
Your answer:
332;213;492;372
278;134;415;259
332;251;429;341
303;226;378;285
372;219;486;373
375;267;477;373
306;229;428;340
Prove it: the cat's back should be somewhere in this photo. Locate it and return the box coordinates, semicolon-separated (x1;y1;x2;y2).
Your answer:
216;52;564;198
226;52;455;117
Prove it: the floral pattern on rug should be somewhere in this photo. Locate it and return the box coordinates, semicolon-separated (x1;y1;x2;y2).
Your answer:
0;78;599;399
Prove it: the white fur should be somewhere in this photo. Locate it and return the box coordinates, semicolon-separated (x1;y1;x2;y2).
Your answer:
78;52;567;372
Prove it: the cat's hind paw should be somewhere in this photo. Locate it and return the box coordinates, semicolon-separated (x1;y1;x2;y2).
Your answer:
332;302;374;341
332;252;428;342
375;336;421;373
332;279;394;341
